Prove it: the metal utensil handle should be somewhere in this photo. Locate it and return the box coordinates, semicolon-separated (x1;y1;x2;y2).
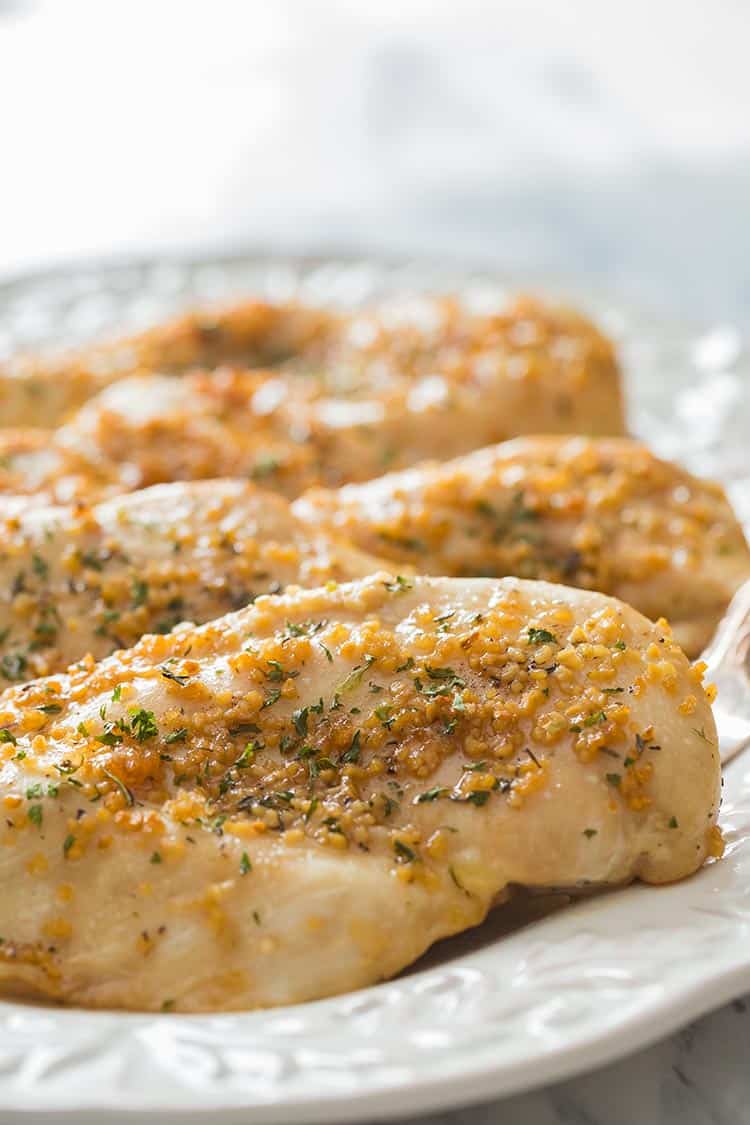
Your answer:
702;578;750;764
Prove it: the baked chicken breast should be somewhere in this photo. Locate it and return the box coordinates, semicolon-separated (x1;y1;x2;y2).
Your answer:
0;299;332;427
0;293;624;431
0;429;118;511
0;479;387;679
3;326;621;507
294;437;750;656
0;575;720;1012
2;436;745;678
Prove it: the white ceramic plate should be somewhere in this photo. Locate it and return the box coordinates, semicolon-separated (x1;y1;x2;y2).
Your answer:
0;254;749;1123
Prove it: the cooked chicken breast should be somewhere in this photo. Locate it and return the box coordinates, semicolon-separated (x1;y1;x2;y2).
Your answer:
0;293;624;431
0;575;720;1012
3;434;742;679
0;299;333;427
53;369;327;498
294;437;750;656
0;326;623;507
0;429;120;511
0;479;388;680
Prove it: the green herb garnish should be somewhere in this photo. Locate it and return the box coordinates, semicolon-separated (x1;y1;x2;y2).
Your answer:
527;627;557;645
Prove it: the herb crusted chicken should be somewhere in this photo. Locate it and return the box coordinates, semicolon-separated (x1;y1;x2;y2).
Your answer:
0;575;720;1012
0;298;332;428
0;479;388;680
1;436;746;682
294;436;750;656
0;294;625;508
0;293;624;433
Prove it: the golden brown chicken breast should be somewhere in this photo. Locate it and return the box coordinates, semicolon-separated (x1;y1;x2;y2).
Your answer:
0;429;121;510
294;437;750;656
0;324;623;509
0;299;333;427
0;293;625;433
0;575;720;1012
0;479;389;680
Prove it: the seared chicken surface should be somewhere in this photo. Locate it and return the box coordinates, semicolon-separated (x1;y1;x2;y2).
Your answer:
0;575;719;1011
0;480;388;680
0;293;624;430
295;437;750;656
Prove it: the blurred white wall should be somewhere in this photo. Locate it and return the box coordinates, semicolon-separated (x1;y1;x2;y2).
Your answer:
1;0;748;321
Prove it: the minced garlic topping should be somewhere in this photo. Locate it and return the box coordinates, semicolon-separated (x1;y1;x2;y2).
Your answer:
0;294;624;507
0;480;383;679
0;575;715;872
295;436;750;655
0;293;620;430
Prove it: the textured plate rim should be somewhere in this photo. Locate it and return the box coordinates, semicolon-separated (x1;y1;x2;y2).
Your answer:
0;250;747;1123
2;940;749;1123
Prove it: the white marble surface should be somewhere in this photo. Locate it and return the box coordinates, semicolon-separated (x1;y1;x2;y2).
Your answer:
360;996;750;1125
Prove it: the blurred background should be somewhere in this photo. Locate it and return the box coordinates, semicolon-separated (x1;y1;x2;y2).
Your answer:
1;0;749;326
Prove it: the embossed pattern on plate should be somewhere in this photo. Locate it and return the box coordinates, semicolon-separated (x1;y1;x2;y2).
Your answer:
0;253;748;1123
